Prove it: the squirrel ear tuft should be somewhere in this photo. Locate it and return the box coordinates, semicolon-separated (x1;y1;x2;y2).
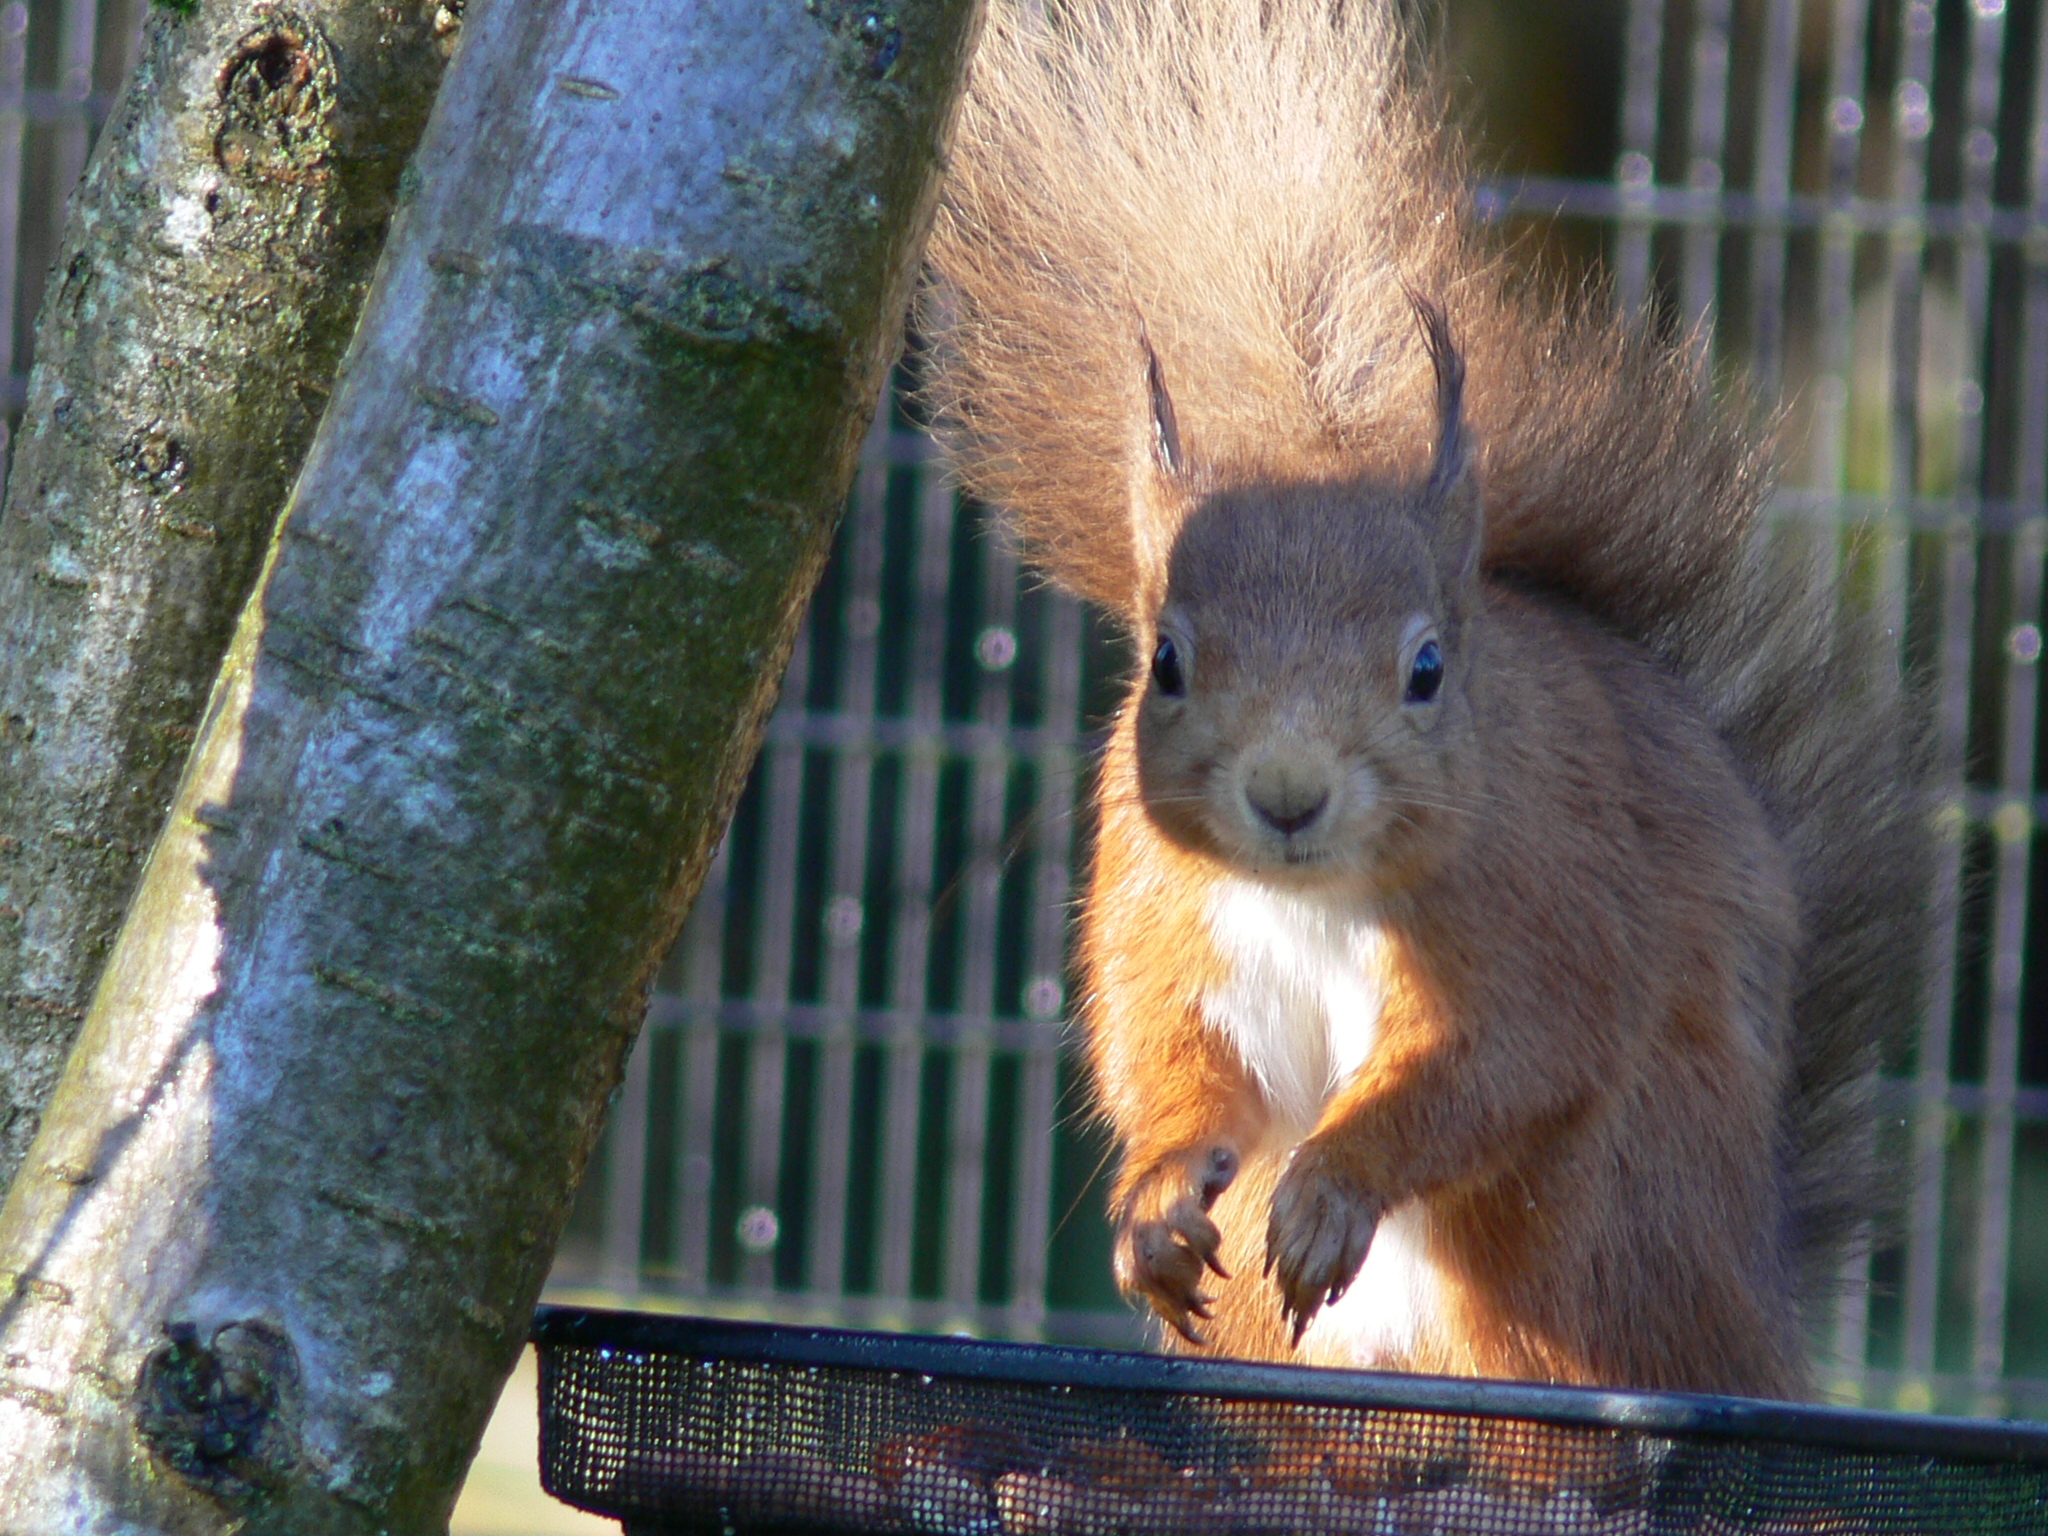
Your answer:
1128;320;1188;612
1140;321;1185;476
1412;296;1482;594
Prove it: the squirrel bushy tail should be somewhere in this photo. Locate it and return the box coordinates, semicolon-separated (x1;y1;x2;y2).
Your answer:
923;0;1932;1316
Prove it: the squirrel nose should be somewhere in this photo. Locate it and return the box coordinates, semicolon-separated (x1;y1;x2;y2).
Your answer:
1243;760;1332;836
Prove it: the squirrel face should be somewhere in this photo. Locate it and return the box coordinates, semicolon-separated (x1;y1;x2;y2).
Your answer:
1134;479;1477;893
1130;302;1482;894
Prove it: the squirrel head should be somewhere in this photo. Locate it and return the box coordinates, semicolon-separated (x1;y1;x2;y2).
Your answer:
1130;301;1483;893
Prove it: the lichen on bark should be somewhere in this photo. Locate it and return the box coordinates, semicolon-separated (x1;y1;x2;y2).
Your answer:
0;0;449;1194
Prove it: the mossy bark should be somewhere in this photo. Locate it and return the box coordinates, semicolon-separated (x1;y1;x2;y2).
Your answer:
0;0;979;1529
0;1;451;1195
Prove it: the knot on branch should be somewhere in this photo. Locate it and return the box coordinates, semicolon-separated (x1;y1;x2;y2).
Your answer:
115;425;189;496
431;0;463;48
135;1318;302;1504
214;20;335;185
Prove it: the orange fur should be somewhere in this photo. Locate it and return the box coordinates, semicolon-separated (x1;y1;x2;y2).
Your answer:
923;0;1931;1398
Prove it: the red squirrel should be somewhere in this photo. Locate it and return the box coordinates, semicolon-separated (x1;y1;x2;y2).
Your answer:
923;0;1930;1398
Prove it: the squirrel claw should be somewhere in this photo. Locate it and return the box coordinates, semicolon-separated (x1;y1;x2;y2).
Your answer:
1159;1288;1218;1344
1114;1143;1244;1341
1265;1141;1383;1349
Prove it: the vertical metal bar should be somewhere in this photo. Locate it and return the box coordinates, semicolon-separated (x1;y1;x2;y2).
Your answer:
878;462;959;1305
1812;0;1872;492
1820;0;1874;1392
1680;0;1733;347
1840;0;1934;1398
673;840;731;1293
1975;526;2043;1411
1968;0;2048;1412
101;0;145;91
807;411;891;1303
1947;5;2006;489
1746;0;1801;396
1883;0;1933;538
1901;0;2005;1406
1880;0;1934;1005
942;537;1019;1321
1008;590;1086;1339
49;0;94;226
600;1023;654;1296
1616;0;1667;313
739;636;813;1294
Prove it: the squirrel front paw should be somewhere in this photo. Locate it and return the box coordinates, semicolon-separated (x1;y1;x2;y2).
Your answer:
1265;1140;1386;1345
1111;1143;1241;1343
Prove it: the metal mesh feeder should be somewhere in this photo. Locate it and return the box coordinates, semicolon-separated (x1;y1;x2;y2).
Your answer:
531;1306;2048;1534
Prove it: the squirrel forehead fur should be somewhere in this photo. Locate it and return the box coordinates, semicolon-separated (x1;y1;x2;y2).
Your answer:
1165;482;1445;648
923;0;1934;1394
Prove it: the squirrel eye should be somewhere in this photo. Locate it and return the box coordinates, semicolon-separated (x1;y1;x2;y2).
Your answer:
1405;639;1444;704
1152;636;1186;697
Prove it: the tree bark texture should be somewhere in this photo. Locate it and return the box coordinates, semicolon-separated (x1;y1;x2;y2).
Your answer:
0;0;978;1528
0;0;451;1194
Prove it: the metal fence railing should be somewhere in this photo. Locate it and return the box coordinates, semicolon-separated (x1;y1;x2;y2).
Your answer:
0;0;138;426
1552;0;2048;1421
5;0;2043;1420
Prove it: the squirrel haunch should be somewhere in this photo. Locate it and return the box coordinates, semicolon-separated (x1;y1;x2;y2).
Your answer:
923;0;1931;1398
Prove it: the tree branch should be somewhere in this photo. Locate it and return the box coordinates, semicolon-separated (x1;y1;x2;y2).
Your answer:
0;0;451;1193
0;0;980;1527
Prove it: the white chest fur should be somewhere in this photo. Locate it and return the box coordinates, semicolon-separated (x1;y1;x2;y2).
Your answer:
1202;878;1443;1367
1202;878;1389;1132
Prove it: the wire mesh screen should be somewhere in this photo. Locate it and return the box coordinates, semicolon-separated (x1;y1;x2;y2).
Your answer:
531;1308;2048;1535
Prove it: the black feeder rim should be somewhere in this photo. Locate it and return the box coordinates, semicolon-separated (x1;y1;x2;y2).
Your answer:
530;1305;2048;1534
